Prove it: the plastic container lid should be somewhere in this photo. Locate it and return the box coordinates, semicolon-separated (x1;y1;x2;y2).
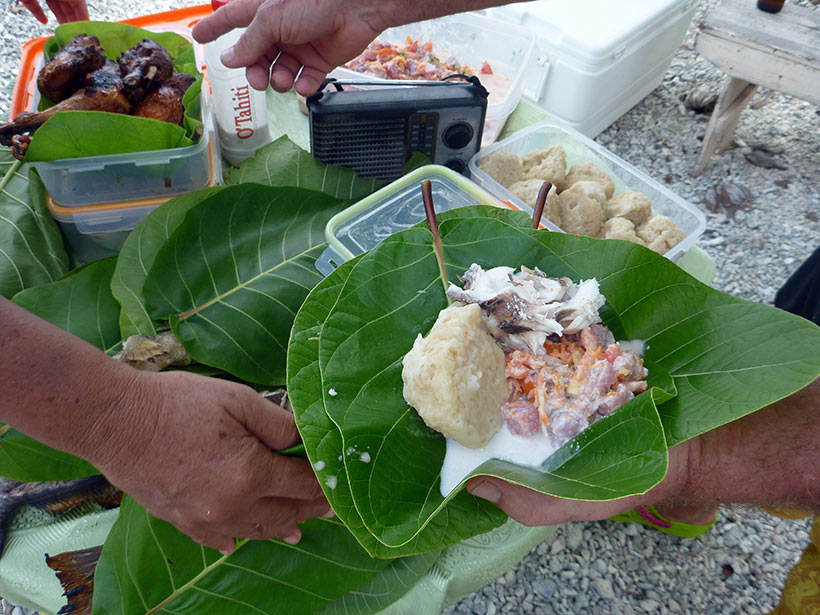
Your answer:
315;165;517;275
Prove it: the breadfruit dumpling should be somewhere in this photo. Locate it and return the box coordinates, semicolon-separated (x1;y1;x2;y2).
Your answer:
402;303;507;448
637;215;687;254
557;180;607;237
605;191;652;227
508;180;562;226
522;145;567;191
565;161;615;199
478;149;523;188
601;217;646;245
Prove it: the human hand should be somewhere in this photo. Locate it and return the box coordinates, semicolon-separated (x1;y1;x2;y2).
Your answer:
466;443;693;526
191;0;388;95
17;0;89;24
86;369;331;555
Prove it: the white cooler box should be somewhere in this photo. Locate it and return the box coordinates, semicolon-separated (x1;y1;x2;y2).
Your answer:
487;0;698;137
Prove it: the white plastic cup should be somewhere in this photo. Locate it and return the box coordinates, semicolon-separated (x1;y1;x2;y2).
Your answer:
204;0;272;166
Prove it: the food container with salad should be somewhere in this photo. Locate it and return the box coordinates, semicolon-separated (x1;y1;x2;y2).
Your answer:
329;12;539;146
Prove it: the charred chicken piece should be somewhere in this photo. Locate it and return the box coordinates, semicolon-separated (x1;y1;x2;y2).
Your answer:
0;69;132;158
9;135;32;160
37;34;106;103
117;39;175;105
133;72;196;125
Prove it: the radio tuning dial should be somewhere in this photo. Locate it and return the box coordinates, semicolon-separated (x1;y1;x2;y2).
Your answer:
443;122;474;149
445;158;466;173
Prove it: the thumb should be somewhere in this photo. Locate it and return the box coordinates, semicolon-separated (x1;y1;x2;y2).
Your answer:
236;395;301;451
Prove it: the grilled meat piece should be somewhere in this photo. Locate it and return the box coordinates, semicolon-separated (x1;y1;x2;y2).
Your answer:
133;72;196;125
37;34;106;103
9;134;31;160
0;69;132;156
117;39;174;104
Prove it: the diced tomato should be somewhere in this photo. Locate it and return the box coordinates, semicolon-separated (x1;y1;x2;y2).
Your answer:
480;61;494;75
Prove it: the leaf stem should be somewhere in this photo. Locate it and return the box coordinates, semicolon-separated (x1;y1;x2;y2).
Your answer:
532;181;552;230
421;180;450;293
0;160;24;193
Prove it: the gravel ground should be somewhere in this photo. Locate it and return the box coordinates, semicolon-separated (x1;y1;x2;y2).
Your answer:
2;1;819;614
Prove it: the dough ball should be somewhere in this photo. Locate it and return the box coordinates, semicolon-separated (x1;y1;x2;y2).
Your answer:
606;191;652;227
508;180;562;227
402;303;507;448
565;162;615;199
637;215;687;254
522;145;567;191
478;150;523;188
557;181;606;237
601;217;646;245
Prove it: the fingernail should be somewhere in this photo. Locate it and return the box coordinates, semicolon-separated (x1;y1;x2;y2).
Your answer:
468;480;501;504
219;546;234;556
322;508;336;518
283;531;301;545
220;47;236;65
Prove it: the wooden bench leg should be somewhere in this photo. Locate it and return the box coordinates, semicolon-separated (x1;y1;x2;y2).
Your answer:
691;77;758;176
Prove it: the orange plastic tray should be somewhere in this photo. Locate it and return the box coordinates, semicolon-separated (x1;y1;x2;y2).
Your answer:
9;3;213;119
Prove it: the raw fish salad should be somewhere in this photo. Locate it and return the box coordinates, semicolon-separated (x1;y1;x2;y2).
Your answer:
447;264;648;448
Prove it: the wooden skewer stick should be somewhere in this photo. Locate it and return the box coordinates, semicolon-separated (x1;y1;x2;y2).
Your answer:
532;181;552;230
421;179;449;289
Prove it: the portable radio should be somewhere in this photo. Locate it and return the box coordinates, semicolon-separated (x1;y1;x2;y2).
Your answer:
306;76;488;180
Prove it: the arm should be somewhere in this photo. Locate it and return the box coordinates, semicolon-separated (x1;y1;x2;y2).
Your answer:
191;0;511;95
0;297;330;554
467;378;820;524
17;0;88;24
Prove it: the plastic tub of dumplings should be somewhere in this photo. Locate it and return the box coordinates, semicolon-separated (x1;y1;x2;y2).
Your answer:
469;121;706;262
315;165;520;276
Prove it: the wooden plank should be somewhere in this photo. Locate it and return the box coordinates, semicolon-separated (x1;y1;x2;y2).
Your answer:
695;0;820;104
700;0;820;64
692;77;758;176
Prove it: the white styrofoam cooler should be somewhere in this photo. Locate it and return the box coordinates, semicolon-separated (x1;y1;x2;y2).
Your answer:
487;0;698;137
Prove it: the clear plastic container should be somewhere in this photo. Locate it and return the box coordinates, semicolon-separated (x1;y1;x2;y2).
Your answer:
316;165;513;275
31;105;214;207
46;131;219;263
328;12;539;146
469;121;707;262
47;198;165;264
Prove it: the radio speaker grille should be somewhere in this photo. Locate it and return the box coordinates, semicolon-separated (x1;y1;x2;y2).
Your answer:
312;116;408;179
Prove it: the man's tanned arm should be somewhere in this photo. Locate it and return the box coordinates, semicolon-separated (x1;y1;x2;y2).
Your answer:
0;297;330;554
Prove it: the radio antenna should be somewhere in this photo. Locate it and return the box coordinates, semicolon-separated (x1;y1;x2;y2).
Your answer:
421;180;449;291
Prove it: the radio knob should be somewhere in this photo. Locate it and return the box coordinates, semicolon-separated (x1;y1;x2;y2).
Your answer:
445;158;466;173
443;122;474;149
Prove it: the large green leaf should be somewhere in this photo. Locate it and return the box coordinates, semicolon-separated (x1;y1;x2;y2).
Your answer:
26;112;196;161
0;258;120;481
12;257;121;352
226;136;383;199
288;206;820;547
317;550;440;615
141;184;350;385
93;497;391;615
0;152;69;298
111;187;226;338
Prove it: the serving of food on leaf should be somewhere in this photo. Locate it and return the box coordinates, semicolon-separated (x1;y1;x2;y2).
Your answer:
403;264;649;495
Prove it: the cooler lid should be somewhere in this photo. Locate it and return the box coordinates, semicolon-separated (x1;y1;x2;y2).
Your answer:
488;0;695;64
